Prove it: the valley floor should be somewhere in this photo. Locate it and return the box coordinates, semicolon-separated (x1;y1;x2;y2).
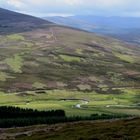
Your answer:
0;117;139;140
0;89;140;116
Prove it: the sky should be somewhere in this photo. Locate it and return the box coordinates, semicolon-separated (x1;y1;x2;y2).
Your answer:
0;0;140;17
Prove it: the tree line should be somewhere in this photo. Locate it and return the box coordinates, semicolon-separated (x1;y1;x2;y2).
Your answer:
0;106;65;118
0;106;132;128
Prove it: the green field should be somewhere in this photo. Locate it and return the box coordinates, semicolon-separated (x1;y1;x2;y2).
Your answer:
0;89;139;116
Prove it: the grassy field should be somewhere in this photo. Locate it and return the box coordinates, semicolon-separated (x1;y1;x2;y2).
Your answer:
1;118;140;140
0;89;139;116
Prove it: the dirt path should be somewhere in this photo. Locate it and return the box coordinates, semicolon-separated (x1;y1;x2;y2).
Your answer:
106;104;140;108
0;125;62;140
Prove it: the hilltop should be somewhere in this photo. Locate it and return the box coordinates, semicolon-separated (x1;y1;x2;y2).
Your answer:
0;8;52;35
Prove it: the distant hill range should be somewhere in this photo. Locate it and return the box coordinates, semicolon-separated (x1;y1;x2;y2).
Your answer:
45;16;140;45
0;8;52;35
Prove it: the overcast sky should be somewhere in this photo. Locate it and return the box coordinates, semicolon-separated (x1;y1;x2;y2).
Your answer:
0;0;140;17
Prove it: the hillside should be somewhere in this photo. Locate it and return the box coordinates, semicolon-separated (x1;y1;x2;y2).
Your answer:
0;8;52;35
0;8;140;116
0;24;140;93
1;118;140;140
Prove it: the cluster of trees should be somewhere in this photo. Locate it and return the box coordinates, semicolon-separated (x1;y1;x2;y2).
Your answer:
0;106;131;128
0;106;65;118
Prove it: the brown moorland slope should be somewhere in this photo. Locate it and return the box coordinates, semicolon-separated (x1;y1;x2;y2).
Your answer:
0;118;139;140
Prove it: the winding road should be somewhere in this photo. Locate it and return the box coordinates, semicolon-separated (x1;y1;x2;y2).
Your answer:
75;100;89;109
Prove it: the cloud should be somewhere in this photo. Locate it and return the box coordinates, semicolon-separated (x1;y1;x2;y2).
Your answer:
1;0;140;17
65;0;82;5
91;0;124;8
7;0;24;8
6;0;124;8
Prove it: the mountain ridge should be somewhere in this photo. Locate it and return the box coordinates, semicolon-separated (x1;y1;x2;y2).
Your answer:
0;7;52;35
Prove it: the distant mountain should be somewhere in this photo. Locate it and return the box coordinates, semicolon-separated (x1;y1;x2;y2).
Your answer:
45;16;140;45
70;16;140;28
0;8;52;35
46;16;97;31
